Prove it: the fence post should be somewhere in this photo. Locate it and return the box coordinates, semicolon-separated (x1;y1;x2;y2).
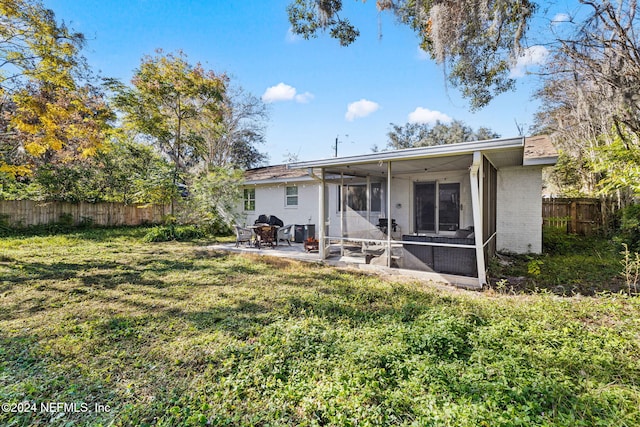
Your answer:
570;200;577;234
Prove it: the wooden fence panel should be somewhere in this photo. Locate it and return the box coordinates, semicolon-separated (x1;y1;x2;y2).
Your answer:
542;198;602;235
0;200;170;227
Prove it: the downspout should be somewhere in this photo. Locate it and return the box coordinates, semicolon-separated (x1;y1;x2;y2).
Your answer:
470;151;487;287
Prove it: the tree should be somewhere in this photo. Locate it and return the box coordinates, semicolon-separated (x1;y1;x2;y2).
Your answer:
386;122;431;150
11;81;113;165
111;50;227;184
0;0;84;93
180;166;244;234
287;0;535;109
386;119;500;150
0;0;111;179
198;85;268;170
91;138;177;204
534;0;640;203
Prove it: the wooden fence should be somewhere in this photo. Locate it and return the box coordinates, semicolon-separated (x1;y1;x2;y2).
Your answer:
0;198;607;233
542;197;602;235
0;200;170;227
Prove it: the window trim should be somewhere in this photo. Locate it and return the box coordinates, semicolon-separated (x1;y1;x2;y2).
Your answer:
243;188;255;212
338;182;382;213
285;185;298;207
414;180;461;233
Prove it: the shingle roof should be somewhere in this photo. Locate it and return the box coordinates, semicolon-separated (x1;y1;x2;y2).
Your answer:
523;135;558;165
244;164;310;182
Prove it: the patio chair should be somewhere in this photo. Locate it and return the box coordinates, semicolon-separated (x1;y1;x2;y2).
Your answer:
234;225;253;247
277;224;293;246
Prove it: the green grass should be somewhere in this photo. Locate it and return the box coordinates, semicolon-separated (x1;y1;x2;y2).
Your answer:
1;228;639;426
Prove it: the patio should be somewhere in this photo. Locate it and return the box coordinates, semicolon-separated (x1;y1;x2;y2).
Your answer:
208;240;482;289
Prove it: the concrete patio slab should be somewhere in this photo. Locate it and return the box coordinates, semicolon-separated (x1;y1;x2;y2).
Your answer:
206;242;481;290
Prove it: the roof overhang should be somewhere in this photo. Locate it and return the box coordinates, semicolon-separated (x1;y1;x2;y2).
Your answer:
522;135;558;166
243;176;317;186
288;136;557;178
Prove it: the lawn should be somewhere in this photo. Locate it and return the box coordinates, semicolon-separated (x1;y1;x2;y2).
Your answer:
1;228;639;426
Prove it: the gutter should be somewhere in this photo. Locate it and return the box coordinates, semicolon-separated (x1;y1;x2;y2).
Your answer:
288;137;524;169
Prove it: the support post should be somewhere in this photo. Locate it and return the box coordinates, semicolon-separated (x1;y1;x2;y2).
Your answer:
470;152;487;286
570;200;577;234
387;161;392;267
319;168;326;260
340;172;345;256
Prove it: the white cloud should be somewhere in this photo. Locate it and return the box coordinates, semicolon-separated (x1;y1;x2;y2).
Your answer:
552;13;571;24
295;92;314;103
262;83;296;103
408;107;452;125
345;99;380;121
262;83;314;104
510;45;549;78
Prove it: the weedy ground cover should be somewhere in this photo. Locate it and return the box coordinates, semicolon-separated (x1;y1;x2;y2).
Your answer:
1;228;639;426
488;229;624;295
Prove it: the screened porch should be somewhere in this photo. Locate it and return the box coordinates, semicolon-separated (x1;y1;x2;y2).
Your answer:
293;140;530;289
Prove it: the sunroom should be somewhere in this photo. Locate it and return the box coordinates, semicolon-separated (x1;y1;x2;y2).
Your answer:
289;136;557;288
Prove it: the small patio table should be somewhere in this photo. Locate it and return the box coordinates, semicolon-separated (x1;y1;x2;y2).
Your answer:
249;224;279;248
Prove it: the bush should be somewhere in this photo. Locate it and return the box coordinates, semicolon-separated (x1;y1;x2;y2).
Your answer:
0;214;10;233
615;203;640;251
543;227;580;255
199;217;232;236
543;226;612;255
142;224;205;242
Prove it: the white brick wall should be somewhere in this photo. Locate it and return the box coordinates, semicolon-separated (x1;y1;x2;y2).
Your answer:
496;166;543;253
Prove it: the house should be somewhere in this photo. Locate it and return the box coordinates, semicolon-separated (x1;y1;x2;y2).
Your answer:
238;164;320;227
239;136;557;288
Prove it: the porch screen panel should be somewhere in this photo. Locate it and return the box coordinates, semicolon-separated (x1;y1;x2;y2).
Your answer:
482;157;497;258
339;184;382;212
415;182;436;232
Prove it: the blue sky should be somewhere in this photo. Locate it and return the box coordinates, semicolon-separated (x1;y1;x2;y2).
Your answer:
46;0;571;164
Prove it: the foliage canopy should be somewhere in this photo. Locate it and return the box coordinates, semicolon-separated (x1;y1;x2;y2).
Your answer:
386;120;500;150
0;0;113;179
287;0;535;109
110;50;227;178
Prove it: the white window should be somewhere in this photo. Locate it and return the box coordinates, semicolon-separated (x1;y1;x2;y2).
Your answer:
338;182;382;212
285;186;298;207
243;188;255;211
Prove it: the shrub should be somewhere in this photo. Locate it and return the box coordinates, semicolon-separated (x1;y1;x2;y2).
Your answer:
0;214;10;232
58;212;74;227
620;243;640;294
616;203;640;251
199;217;232;236
543;227;580;255
142;224;205;242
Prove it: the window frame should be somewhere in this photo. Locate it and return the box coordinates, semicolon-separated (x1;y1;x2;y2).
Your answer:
414;181;461;233
285;185;298;207
338;182;382;213
243;188;255;212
